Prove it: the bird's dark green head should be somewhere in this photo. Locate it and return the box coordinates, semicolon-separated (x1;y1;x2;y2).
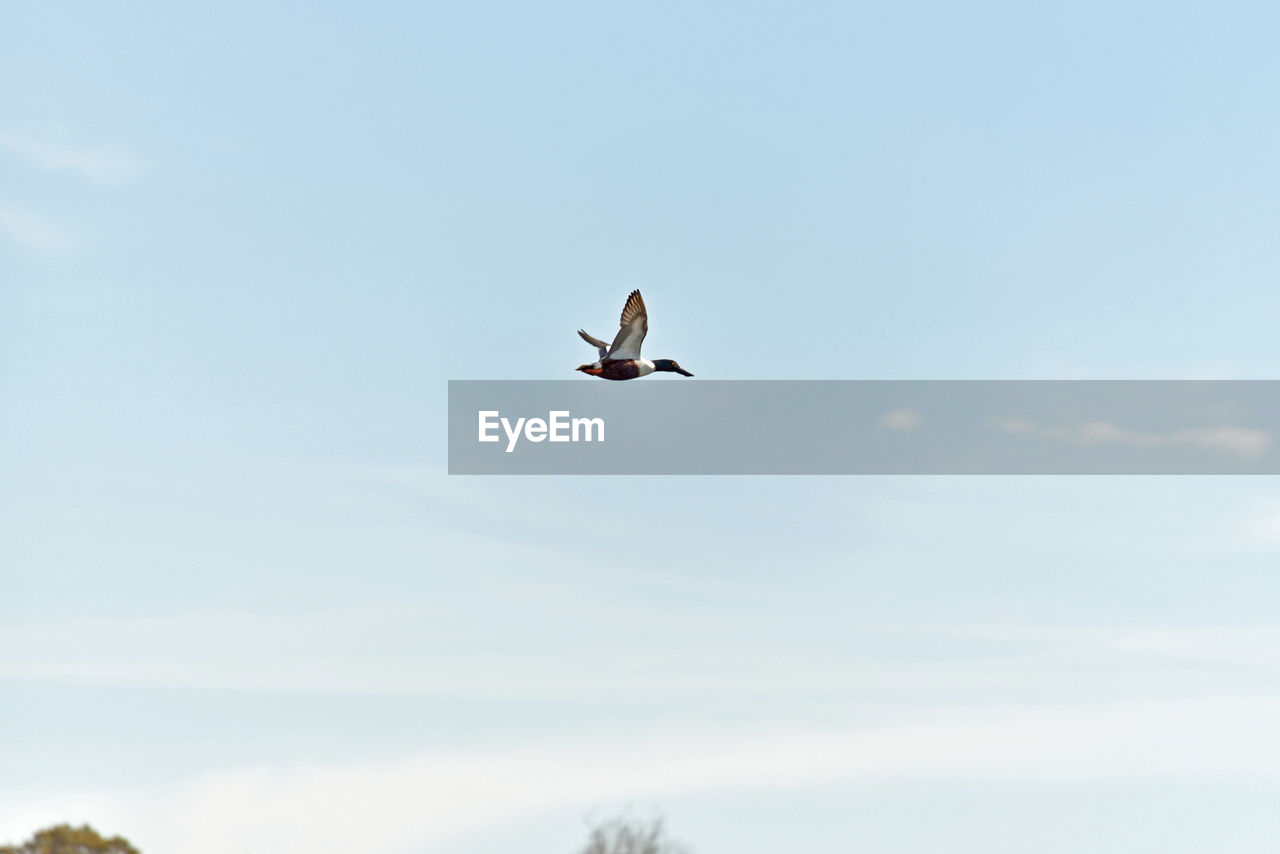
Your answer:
653;359;693;377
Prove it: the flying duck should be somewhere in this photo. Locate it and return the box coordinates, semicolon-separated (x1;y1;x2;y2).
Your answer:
576;290;693;381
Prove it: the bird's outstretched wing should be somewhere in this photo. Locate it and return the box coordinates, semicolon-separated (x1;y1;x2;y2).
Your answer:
605;289;648;361
578;329;610;360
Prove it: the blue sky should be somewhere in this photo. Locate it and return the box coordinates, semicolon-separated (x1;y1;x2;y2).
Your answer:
4;2;1280;852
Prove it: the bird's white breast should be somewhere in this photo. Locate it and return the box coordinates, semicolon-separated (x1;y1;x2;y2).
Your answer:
636;359;655;377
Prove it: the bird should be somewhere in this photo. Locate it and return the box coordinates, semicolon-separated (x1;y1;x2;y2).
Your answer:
576;290;693;381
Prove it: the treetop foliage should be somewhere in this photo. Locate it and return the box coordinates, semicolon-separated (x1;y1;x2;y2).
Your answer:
579;813;692;854
0;824;140;854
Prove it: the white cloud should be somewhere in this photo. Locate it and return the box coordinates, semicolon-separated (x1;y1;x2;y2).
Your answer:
1230;501;1280;549
5;610;1280;705
8;607;1280;852
880;408;923;432
949;622;1280;669
0;128;146;187
989;416;1270;460
0;200;72;251
6;697;1280;854
1256;508;1280;544
155;699;1280;852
